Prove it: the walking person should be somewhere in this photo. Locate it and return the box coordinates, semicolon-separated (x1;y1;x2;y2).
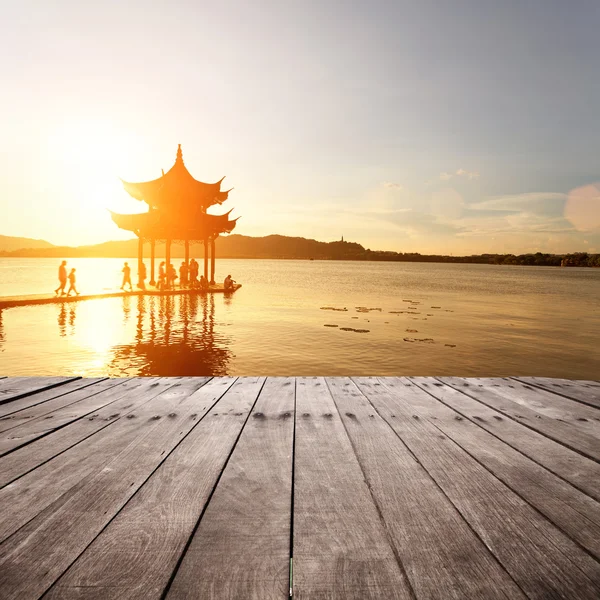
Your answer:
121;262;133;291
55;260;68;296
66;268;80;296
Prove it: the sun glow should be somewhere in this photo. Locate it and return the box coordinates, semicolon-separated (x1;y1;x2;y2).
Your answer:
46;119;148;212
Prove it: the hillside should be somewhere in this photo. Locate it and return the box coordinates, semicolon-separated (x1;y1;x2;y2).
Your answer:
0;234;366;260
0;235;55;252
0;233;598;266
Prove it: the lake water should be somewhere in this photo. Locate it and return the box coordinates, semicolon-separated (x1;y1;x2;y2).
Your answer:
0;258;598;378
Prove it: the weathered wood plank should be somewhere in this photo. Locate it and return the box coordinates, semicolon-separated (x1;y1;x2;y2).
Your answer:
0;378;183;541
0;378;113;434
405;377;600;559
0;379;128;455
0;377;220;600
45;377;260;600
0;378;170;490
0;377;79;408
166;377;293;600
515;377;600;409
292;377;413;600
326;377;525;599
353;377;600;600
439;377;600;462
412;377;600;502
474;377;600;437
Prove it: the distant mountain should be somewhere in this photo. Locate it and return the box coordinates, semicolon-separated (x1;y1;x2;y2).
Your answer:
0;233;598;267
0;234;55;252
0;234;367;260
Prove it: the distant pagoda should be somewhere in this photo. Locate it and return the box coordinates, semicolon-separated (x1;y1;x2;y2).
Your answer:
111;144;238;286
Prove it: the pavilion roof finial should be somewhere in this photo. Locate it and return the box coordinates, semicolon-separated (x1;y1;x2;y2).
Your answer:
176;144;183;164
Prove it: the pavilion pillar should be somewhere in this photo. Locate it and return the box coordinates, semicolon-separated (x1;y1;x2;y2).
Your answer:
166;239;172;289
210;238;216;285
137;236;144;288
203;238;209;282
150;239;156;286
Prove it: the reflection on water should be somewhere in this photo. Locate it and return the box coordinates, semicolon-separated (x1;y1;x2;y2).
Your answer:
110;294;232;376
0;260;599;378
43;293;234;377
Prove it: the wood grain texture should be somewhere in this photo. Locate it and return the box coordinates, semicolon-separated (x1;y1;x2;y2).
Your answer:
413;377;600;502
292;377;413;600
166;377;293;600
0;377;170;490
0;377;181;541
473;377;600;437
45;377;256;600
354;377;600;600
0;379;127;455
0;376;598;600
0;377;79;408
406;377;600;559
439;377;600;462
515;377;600;409
0;378;110;427
326;377;524;600
0;377;215;600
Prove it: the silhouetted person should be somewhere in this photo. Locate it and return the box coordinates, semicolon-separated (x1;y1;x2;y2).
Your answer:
189;258;199;288
66;268;79;296
55;260;67;296
168;263;177;288
224;274;236;291
199;275;208;291
138;262;147;290
179;261;189;288
158;261;166;290
121;262;133;291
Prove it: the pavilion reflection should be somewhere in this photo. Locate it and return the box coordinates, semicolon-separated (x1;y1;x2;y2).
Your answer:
109;293;233;376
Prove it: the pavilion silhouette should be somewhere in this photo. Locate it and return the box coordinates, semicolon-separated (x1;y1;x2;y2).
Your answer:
111;145;239;287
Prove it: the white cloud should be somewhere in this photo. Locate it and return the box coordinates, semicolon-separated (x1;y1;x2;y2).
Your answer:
439;168;479;181
382;181;403;190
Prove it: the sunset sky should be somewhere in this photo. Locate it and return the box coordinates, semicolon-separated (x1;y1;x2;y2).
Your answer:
1;0;599;254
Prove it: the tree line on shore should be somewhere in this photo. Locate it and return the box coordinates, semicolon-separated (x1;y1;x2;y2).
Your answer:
0;234;598;267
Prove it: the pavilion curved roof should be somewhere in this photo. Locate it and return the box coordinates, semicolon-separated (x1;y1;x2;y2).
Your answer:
109;209;239;241
120;145;233;211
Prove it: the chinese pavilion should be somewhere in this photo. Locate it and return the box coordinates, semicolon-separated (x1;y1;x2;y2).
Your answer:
110;145;238;287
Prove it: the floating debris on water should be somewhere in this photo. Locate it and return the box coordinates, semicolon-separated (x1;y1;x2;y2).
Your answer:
351;316;359;319
431;306;441;309
404;337;435;343
427;314;433;316
406;329;418;333
445;344;457;348
355;306;382;313
324;324;339;327
320;307;348;311
444;310;454;312
340;327;370;333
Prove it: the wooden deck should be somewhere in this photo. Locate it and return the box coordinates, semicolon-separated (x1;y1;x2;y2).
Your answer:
0;376;599;599
0;284;242;310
